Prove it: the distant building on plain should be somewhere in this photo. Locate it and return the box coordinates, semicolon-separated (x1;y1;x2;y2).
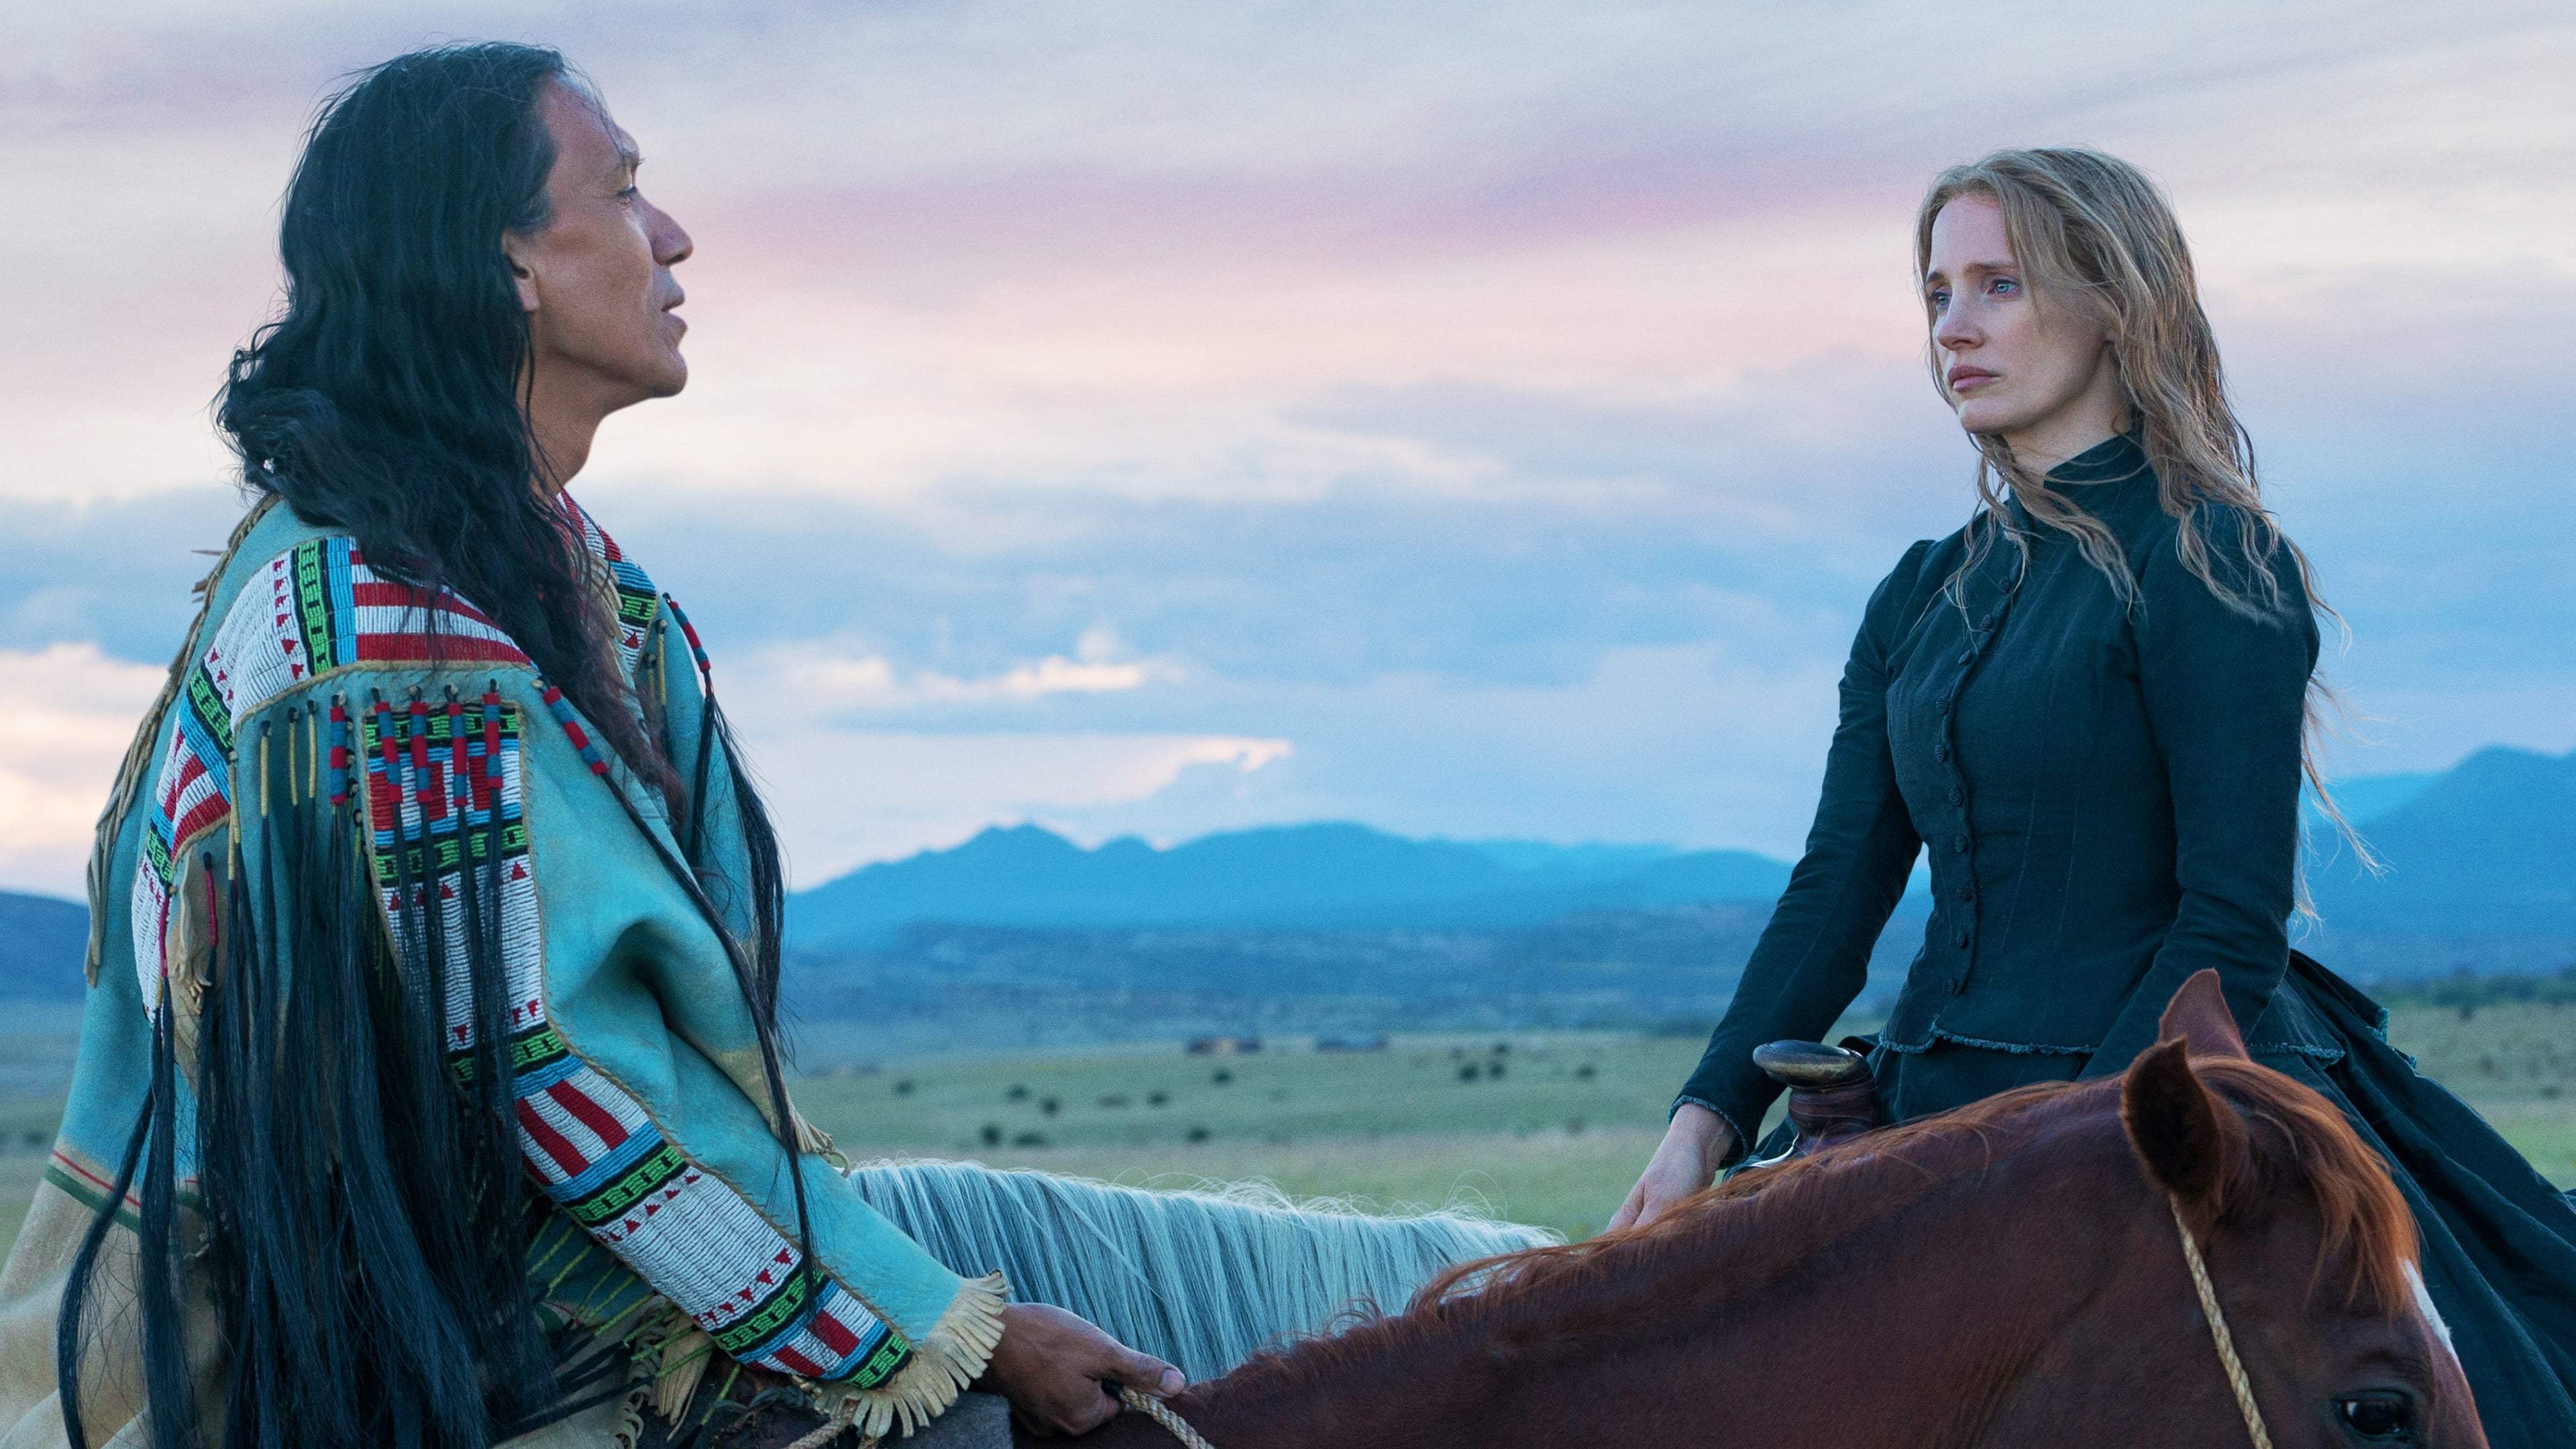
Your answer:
1185;1035;1263;1055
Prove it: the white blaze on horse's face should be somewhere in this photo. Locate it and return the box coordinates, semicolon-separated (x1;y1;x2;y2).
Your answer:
2407;1262;2459;1363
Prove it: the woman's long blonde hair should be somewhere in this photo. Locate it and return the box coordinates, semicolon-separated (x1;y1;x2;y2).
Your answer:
1912;146;2373;882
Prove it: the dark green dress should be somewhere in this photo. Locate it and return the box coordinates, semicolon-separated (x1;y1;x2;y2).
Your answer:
1674;433;2576;1444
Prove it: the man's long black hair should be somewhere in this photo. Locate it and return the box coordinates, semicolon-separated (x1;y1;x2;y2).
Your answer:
58;42;800;1449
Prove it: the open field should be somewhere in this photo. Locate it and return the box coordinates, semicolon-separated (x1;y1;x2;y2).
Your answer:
0;1002;2566;1248
790;1030;1711;1240
785;1000;2576;1240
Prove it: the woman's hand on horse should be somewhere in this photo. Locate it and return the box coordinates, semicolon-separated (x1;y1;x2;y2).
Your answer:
977;1300;1185;1437
1609;1103;1736;1232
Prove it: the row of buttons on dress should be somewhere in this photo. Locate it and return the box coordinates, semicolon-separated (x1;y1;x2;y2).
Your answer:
1931;593;2012;994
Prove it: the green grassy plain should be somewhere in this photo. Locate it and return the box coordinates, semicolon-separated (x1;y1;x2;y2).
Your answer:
791;1001;2576;1241
0;1002;2565;1249
790;1032;1705;1240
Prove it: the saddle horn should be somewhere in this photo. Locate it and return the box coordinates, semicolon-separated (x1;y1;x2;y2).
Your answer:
1749;1038;1888;1162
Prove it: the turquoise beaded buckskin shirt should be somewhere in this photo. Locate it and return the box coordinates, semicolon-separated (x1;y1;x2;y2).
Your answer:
1678;432;2326;1148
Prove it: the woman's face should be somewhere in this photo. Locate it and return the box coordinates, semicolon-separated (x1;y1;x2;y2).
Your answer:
1924;193;2118;460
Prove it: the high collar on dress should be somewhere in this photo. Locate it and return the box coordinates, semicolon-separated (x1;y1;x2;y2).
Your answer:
2004;431;2158;532
2045;430;2152;488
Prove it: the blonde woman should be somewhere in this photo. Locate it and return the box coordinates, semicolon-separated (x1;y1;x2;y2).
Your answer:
1611;148;2575;1440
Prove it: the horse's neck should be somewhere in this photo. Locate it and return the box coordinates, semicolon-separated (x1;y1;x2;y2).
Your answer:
1154;1138;2139;1448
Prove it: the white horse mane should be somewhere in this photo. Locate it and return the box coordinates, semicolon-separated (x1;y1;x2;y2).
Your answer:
845;1159;1557;1381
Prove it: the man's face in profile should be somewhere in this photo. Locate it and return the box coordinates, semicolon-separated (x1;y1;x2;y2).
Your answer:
506;80;695;413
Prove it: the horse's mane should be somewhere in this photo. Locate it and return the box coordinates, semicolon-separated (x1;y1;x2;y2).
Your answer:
1210;1055;2416;1407
2186;1056;2418;1316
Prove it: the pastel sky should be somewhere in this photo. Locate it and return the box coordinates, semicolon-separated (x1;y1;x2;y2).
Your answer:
3;1;2571;898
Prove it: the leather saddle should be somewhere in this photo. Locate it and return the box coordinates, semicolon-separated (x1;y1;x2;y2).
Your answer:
1743;1036;1889;1165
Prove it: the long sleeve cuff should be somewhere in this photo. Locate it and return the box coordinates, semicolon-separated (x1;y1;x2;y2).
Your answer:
1670;1091;1759;1169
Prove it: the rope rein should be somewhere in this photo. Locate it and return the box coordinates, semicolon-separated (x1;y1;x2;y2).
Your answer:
1111;1203;2263;1449
804;1384;1218;1449
782;1396;861;1449
1099;1203;2257;1449
798;1206;2237;1449
2170;1196;2273;1449
1120;1386;1220;1449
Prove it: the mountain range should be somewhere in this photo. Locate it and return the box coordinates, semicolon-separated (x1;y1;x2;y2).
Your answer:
0;892;87;1000
786;746;2573;957
5;744;2569;1000
2307;745;2576;938
786;822;1788;950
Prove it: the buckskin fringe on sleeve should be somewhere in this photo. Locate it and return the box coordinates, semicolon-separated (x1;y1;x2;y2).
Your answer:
816;1271;1010;1439
124;529;1000;1426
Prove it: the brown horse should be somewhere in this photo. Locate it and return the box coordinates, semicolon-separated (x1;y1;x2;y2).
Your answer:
1047;971;2484;1448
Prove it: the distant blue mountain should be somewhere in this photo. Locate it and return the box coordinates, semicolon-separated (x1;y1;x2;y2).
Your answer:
2312;746;2576;941
790;749;2576;957
2307;770;2441;836
1451;839;1677;877
0;890;89;1000
788;822;1793;949
7;748;2564;998
1593;851;1797;907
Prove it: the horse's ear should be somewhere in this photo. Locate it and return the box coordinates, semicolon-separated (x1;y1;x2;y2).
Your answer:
2121;1036;2245;1210
2157;968;2249;1061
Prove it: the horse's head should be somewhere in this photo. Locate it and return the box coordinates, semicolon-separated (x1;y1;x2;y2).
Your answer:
2108;969;2484;1448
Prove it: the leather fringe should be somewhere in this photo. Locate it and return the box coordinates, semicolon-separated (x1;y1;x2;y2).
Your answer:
812;1271;1009;1442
